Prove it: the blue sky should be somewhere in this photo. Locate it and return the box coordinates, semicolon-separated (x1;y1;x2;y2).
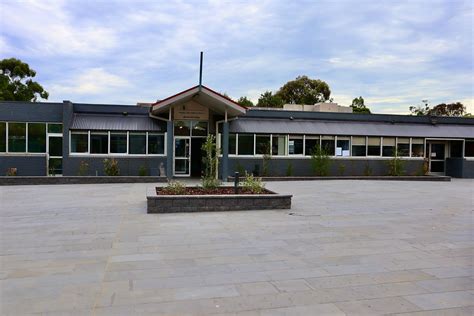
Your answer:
1;0;472;114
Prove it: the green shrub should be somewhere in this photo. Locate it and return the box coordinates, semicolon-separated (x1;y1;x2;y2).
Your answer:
78;160;89;176
163;180;186;195
311;145;331;176
103;158;120;176
241;172;265;194
387;150;404;176
201;177;220;190
138;165;148;176
201;135;219;179
236;162;245;176
286;162;293;176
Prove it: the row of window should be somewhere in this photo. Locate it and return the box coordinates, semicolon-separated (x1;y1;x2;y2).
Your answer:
221;134;430;157
70;131;165;155
0;122;63;153
174;120;208;137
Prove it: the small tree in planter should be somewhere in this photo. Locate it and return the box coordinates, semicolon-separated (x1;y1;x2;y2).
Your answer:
103;158;120;176
311;145;331;176
387;149;404;176
201;135;220;189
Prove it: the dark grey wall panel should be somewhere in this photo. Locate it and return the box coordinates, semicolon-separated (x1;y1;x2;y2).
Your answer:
224;157;425;177
64;157;167;176
462;160;474;178
0;102;63;122
0;155;47;176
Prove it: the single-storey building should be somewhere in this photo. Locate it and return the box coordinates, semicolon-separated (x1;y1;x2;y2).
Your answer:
1;85;473;178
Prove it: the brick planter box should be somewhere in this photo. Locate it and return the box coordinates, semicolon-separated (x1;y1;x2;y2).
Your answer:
147;188;292;213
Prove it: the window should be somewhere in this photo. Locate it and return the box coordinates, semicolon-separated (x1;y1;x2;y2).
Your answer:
450;141;463;158
129;133;146;154
321;136;335;156
411;138;424;157
48;123;62;133
465;140;474;157
336;136;350;156
90;132;108;154
397;138;410;156
0;122;6;152
305;136;320;156
191;121;208;136
27;123;46;153
238;134;254;155
174;121;190;136
367;137;381;156
229;134;236;155
255;135;270;155
288;136;303;155
351;136;366;156
148;133;165;154
49;136;62;156
110;133;127;153
8;122;26;152
272;135;287;156
382;137;395;156
71;132;88;153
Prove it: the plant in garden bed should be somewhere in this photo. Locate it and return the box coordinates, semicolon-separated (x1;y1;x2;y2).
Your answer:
311;145;331;176
286;162;293;176
78;160;89;176
160;180;186;195
103;158;120;176
201;134;221;190
387;149;404;176
241;172;265;194
138;165;149;176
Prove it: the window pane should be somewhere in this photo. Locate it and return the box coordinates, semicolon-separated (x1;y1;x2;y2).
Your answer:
272;135;287;156
305;137;319;156
450;141;463;158
48;136;62;156
321;136;335;156
351;136;366;156
0;122;6;152
148;134;165;154
289;137;303;155
8;122;26;152
255;135;270;155
238;134;254;155
71;133;88;153
174;121;190;136
229;134;236;155
48;158;62;175
90;133;108;154
48;123;62;133
129;133;146;154
110;133;127;153
397;138;410;156
191;121;208;136
336;137;350;156
411;138;424;157
28;123;46;153
382;137;395;156
367;137;381;156
465;140;474;157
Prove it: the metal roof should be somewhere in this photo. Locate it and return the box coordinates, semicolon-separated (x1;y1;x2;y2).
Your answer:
71;114;164;131
229;118;474;138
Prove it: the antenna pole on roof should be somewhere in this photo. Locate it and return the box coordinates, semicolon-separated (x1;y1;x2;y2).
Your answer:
199;51;203;92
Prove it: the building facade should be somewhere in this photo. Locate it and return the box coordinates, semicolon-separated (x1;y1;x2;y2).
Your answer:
1;85;474;178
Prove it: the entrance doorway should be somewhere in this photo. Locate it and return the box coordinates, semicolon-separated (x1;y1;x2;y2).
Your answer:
174;137;190;176
427;141;446;174
48;135;63;176
191;138;205;177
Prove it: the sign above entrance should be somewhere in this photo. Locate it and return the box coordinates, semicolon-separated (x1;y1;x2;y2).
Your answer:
174;102;209;120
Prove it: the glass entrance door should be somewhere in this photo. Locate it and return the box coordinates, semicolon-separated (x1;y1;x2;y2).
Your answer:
48;135;63;176
174;137;190;176
428;142;446;174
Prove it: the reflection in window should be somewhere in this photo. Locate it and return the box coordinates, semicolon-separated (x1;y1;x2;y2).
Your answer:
351;136;366;156
288;136;303;155
8;122;26;152
148;133;165;154
90;133;108;154
129;133;146;154
110;133;127;153
397;138;410;156
238;134;254;155
367;137;381;156
28;123;46;153
71;132;88;153
305;137;320;156
321;136;335;156
255;135;270;155
411;138;424;157
336;136;350;156
191;121;208;136
272;135;287;156
174;121;190;136
382;137;395;156
0;122;5;152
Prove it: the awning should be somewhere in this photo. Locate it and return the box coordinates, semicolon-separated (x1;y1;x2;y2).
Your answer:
71;114;164;131
229;118;474;138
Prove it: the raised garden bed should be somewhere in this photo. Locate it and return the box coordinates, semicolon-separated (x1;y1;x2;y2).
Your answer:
227;175;451;182
147;187;292;213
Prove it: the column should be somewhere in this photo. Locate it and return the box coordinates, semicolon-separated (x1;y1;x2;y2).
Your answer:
166;120;173;179
221;121;229;181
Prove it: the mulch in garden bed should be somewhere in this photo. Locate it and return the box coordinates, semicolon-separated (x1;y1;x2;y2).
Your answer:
156;187;274;195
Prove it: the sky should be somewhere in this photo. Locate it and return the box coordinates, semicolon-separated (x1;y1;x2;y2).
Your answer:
0;0;472;114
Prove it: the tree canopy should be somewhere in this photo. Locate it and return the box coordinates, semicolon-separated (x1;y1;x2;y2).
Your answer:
275;75;331;105
256;91;284;108
351;96;371;114
0;58;49;102
237;96;254;107
409;102;467;117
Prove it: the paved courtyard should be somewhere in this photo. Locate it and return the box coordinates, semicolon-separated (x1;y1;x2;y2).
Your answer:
0;180;473;315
